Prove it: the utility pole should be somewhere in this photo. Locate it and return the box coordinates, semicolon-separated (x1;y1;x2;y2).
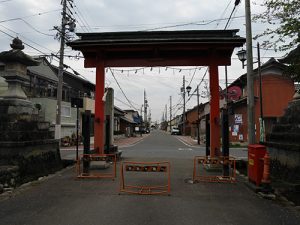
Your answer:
196;85;200;145
169;96;172;132
144;90;148;128
140;104;143;136
148;108;152;126
54;0;76;140
182;75;186;135
245;0;255;144
257;42;264;142
55;0;67;140
165;104;167;122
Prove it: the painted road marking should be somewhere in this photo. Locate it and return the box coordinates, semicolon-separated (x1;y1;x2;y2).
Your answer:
178;148;193;151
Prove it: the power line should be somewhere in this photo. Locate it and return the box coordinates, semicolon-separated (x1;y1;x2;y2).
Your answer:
0;25;90;86
18;18;54;36
67;5;88;32
142;14;249;31
224;0;241;30
187;67;200;88
0;24;56;54
0;9;61;23
0;28;52;56
0;0;14;3
186;68;208;104
108;68;138;111
181;1;240;114
73;1;92;32
114;97;135;109
216;0;233;27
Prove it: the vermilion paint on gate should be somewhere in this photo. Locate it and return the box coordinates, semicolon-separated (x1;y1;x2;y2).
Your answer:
68;30;245;156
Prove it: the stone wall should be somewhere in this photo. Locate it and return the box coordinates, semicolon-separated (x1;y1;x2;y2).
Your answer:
0;149;62;192
0;112;62;190
265;97;300;183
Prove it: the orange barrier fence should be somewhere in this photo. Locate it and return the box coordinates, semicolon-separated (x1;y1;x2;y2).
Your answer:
76;154;116;179
193;156;236;183
120;161;171;195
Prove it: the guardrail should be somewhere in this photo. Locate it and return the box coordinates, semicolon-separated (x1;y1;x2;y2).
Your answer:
120;161;171;195
76;154;117;179
193;156;236;183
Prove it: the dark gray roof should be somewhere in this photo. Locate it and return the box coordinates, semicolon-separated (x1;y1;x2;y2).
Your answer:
120;116;137;124
114;106;125;116
68;30;245;68
229;58;286;88
28;57;58;82
279;45;300;64
28;57;95;89
49;63;94;85
69;30;245;48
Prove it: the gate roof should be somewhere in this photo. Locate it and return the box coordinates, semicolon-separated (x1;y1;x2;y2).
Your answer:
67;29;245;68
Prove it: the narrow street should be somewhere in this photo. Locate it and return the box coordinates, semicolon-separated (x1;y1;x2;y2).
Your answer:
0;130;299;225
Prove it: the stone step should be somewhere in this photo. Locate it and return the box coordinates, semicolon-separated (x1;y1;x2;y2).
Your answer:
267;132;300;143
272;124;300;133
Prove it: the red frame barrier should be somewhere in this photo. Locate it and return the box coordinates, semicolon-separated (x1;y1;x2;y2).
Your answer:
120;161;171;195
193;156;236;183
76;154;117;179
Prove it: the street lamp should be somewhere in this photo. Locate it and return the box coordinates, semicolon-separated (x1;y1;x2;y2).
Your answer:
237;43;265;142
236;48;247;69
186;85;200;145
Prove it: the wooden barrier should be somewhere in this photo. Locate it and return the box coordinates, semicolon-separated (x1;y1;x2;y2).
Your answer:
76;154;116;179
193;156;236;183
120;161;171;195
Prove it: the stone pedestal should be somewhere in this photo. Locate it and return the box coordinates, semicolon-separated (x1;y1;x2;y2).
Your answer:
0;38;62;188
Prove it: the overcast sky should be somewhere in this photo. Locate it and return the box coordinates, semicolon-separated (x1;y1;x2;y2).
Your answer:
0;0;287;122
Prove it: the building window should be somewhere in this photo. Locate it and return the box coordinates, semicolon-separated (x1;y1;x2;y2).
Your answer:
61;105;71;117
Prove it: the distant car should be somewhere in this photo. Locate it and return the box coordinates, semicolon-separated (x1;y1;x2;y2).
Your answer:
171;127;180;135
141;127;150;134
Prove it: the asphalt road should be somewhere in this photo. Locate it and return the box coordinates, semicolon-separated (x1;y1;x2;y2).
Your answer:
1;130;299;225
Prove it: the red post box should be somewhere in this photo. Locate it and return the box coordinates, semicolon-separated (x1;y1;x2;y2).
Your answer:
248;144;266;186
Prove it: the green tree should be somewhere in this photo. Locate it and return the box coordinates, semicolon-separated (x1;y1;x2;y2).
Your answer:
253;0;300;51
254;0;300;84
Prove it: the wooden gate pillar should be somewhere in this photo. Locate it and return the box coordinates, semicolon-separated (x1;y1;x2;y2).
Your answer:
94;60;105;154
209;64;221;157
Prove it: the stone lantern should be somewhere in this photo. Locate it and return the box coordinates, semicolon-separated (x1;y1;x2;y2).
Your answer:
0;39;61;189
0;37;40;114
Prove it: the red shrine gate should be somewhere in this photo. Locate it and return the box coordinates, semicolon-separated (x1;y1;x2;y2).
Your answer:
68;30;245;157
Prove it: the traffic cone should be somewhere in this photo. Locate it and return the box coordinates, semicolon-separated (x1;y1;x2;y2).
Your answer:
262;151;271;184
261;151;272;193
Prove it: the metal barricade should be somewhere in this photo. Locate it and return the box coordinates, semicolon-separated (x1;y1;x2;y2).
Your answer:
120;161;171;195
193;156;236;183
76;154;117;179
